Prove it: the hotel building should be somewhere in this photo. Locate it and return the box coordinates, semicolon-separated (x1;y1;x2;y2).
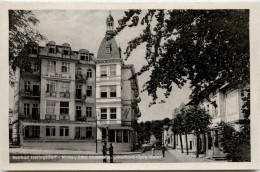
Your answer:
10;13;141;152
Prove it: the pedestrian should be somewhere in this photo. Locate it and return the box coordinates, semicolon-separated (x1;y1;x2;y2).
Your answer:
109;143;113;163
151;144;155;156
161;144;166;157
102;142;107;163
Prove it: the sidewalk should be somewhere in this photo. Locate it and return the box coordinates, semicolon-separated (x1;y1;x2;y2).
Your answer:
9;147;142;156
167;148;217;162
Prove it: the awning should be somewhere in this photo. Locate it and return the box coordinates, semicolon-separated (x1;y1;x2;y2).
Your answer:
108;126;134;131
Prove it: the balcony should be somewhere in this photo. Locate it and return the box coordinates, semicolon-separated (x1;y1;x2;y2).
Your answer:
76;116;86;122
60;92;70;98
75;74;88;82
45;114;56;120
20;90;40;98
59;114;70;121
19;113;39;120
75;94;86;101
99;120;121;125
131;97;141;108
46;91;57;97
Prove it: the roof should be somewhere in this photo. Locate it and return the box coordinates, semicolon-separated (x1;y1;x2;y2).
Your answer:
106;14;114;23
97;36;120;60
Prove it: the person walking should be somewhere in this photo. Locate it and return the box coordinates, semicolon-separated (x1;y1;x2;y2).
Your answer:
161;144;166;157
109;143;113;163
151;144;155;156
102;142;107;163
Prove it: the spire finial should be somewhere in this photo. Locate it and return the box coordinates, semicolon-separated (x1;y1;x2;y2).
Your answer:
109;10;111;15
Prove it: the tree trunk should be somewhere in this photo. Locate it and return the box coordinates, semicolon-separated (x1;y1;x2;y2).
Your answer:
203;132;207;155
173;134;176;149
185;132;189;155
196;134;200;158
179;134;184;153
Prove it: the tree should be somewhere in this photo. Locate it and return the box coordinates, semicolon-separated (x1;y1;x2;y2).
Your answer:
185;105;212;158
112;10;249;108
143;121;152;143
9;10;46;78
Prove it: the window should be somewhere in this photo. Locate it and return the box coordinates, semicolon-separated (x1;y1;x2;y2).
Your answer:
76;68;82;75
106;46;111;53
46;126;56;136
110;108;116;119
86;107;92;117
60;126;69;136
24;103;30;115
109;130;115;142
80;53;87;60
33;62;40;72
60;102;69;114
116;130;122;143
87;69;92;78
24;81;31;91
47;61;56;72
45;114;56;120
101;108;107;119
46;80;56;92
123;130;129;143
86;127;92;138
110;86;116;97
46;101;55;114
61;62;70;73
60;82;70;92
101;86;116;98
110;64;116;76
87;85;92;97
100;66;108;77
212;101;218;117
100;87;108;98
63;48;69;55
49;45;55;53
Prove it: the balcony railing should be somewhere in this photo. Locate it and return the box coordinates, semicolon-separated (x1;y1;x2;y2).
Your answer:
45;114;56;120
19;113;39;120
60;92;70;98
20;90;40;97
99;120;121;125
59;114;70;121
46;91;56;97
75;94;86;101
75;74;88;82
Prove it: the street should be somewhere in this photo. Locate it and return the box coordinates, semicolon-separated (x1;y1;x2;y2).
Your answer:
10;147;215;163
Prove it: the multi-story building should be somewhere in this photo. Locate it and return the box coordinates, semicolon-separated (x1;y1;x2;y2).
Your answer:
163;83;249;157
10;12;141;152
95;13;141;151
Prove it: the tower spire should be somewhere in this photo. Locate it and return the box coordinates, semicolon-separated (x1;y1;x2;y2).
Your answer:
106;11;114;35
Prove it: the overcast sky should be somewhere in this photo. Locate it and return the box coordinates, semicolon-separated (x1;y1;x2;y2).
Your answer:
33;10;191;122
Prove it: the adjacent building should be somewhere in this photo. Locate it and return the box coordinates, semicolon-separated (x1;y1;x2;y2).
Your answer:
163;83;249;157
10;13;141;152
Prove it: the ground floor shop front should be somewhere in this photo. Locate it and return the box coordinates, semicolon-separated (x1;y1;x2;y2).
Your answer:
12;120;137;152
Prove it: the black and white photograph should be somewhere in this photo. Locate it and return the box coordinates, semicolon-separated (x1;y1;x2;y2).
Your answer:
2;1;260;171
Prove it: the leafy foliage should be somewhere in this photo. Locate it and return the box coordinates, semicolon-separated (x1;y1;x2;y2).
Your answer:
113;10;249;105
9;10;46;75
218;121;250;161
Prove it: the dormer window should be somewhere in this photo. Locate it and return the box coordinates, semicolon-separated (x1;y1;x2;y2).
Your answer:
106;46;111;54
80;53;87;60
63;47;69;55
49;45;55;53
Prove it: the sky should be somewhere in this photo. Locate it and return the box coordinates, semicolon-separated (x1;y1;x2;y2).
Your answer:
33;10;191;122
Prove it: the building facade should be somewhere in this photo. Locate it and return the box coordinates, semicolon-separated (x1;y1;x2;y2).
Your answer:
10;13;141;152
163;84;248;157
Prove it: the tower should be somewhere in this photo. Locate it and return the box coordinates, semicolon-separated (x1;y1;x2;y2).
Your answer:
106;11;114;35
